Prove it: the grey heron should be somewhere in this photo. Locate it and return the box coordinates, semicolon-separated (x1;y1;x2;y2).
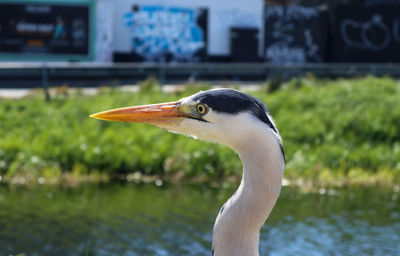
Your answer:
90;88;285;256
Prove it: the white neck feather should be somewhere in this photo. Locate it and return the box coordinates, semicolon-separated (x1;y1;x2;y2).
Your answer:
212;125;284;256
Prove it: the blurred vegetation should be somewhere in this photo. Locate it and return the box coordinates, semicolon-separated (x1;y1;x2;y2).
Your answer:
0;76;399;186
138;76;161;93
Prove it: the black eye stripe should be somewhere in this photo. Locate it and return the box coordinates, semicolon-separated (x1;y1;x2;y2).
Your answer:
192;89;278;133
187;115;209;122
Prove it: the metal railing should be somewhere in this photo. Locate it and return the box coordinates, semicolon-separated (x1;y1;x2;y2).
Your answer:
0;62;399;88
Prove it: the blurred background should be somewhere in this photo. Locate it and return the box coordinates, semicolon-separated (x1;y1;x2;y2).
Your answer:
0;0;399;255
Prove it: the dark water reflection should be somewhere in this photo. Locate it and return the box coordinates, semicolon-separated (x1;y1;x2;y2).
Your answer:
0;183;399;256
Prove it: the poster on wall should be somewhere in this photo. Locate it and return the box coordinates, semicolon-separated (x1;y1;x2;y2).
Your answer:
123;5;208;62
331;4;400;62
264;5;328;64
0;1;92;60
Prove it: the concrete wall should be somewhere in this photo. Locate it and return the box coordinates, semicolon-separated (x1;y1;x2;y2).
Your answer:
0;0;264;62
95;0;114;62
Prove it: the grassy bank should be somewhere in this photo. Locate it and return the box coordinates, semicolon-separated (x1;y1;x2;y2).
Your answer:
0;77;399;186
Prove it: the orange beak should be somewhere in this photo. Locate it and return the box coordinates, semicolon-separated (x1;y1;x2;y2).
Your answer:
90;101;184;124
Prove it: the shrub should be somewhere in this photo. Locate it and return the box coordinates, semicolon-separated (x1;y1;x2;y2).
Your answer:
0;76;399;185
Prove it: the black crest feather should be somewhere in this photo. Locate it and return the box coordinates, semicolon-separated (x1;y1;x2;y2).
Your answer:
192;89;278;134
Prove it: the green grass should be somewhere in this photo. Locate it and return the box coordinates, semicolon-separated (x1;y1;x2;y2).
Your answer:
0;76;399;186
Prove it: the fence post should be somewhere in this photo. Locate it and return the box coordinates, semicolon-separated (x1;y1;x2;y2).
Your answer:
158;61;165;86
42;62;50;101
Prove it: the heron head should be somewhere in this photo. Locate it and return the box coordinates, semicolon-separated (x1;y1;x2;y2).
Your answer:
90;88;281;150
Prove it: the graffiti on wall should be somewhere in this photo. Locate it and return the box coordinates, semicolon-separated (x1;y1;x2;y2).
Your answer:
340;15;391;51
332;4;400;62
123;5;207;62
264;5;328;64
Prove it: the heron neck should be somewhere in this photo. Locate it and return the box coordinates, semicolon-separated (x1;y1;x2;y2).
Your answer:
212;129;284;256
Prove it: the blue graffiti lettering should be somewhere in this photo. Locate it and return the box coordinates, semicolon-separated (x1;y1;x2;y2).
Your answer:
124;6;205;61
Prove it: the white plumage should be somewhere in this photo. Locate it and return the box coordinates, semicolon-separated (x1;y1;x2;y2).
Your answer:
91;89;285;256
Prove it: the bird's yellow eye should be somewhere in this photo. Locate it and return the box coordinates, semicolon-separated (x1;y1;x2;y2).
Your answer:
196;103;208;115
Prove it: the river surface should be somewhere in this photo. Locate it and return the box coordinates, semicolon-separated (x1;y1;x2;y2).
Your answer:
0;183;399;256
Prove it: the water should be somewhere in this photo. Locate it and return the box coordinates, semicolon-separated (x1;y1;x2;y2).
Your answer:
0;183;399;256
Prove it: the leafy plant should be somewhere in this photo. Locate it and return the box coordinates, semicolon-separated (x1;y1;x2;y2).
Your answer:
0;76;399;186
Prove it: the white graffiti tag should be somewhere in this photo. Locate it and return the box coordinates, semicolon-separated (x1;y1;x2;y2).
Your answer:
265;6;322;64
340;15;391;51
